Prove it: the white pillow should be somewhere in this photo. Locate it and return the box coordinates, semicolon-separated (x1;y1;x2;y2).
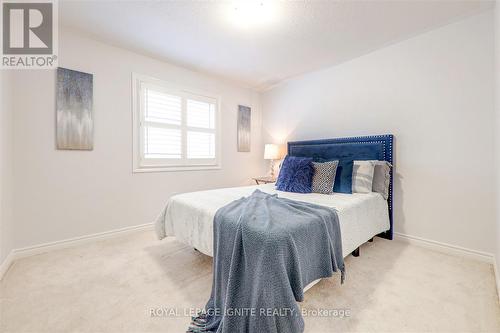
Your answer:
352;161;376;193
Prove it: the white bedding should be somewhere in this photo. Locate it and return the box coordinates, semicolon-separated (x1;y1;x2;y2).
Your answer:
155;183;390;258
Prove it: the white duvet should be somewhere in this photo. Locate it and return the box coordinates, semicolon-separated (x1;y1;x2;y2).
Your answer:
155;183;390;258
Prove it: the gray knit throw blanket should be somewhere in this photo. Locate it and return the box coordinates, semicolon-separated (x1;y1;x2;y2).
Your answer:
188;190;344;333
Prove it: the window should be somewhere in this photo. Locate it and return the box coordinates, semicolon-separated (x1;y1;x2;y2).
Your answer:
133;74;220;172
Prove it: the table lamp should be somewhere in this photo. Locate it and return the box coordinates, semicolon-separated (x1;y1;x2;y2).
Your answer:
264;144;280;178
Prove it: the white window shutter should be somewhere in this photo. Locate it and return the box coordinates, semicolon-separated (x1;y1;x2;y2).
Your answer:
187;131;215;158
144;127;181;159
133;73;220;171
186;98;217;160
187;99;215;129
145;89;182;125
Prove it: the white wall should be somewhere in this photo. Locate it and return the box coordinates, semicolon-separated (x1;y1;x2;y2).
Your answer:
494;1;500;287
4;10;497;261
262;12;496;254
1;70;14;265
9;28;264;249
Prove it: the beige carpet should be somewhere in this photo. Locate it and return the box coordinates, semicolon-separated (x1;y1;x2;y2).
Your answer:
1;230;499;333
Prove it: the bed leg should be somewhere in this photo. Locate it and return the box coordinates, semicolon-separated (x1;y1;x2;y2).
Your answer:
352;247;360;257
368;238;373;242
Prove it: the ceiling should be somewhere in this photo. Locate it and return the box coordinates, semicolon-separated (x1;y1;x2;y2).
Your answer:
59;1;494;91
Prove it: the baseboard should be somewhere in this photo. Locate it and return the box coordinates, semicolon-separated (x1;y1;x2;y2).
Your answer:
494;257;500;303
13;222;155;259
394;232;494;263
395;232;500;302
0;222;154;281
0;251;15;281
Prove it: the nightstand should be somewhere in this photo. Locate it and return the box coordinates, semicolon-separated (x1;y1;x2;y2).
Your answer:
253;176;277;185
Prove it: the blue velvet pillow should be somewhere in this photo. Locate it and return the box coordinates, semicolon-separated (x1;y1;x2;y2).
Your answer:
332;160;354;194
276;156;313;193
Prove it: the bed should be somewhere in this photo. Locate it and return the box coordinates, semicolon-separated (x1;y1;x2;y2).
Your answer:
155;134;394;290
156;183;389;257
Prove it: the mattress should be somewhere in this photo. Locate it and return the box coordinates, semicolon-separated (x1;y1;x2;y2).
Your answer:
155;183;390;258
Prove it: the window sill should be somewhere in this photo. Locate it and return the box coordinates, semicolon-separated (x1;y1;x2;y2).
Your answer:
133;165;221;173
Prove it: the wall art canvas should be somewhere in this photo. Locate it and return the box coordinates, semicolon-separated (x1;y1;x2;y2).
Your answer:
237;105;251;152
56;67;93;150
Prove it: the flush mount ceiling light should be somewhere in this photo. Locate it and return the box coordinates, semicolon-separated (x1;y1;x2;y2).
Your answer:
226;0;279;30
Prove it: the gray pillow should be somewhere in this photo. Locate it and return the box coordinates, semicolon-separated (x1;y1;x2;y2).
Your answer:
372;161;392;199
311;161;339;194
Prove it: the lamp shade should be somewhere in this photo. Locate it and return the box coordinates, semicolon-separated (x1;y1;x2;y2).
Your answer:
264;144;280;160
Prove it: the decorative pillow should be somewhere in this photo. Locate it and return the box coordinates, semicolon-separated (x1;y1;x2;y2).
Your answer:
352;161;376;193
311;161;339;194
276;156;314;193
332;160;354;194
372;161;392;199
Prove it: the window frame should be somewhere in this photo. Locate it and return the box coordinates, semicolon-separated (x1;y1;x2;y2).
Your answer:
132;73;221;173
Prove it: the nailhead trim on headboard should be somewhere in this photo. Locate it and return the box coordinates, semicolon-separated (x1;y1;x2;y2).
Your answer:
287;134;394;240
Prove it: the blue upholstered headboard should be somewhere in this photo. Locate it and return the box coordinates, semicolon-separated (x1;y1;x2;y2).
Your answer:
287;134;394;240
